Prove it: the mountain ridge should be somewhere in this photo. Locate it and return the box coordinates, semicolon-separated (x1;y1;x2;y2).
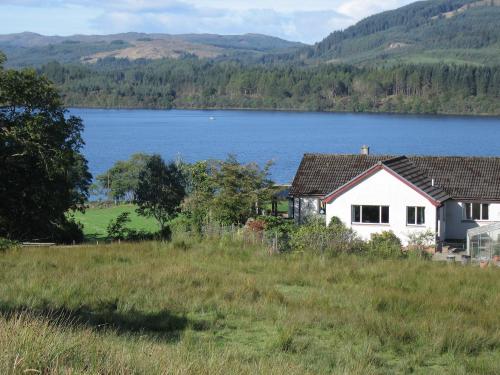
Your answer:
0;32;305;67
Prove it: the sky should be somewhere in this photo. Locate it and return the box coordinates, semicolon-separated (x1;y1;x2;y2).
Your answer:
0;0;415;44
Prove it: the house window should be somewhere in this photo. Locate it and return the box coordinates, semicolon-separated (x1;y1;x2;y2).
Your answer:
407;206;425;225
351;205;389;224
463;203;489;221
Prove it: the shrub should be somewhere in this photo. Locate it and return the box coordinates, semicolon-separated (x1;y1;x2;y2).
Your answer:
51;217;85;244
106;212;132;241
168;213;195;234
0;238;17;251
406;229;435;259
106;213;156;242
246;218;266;232
290;216;363;255
367;231;403;259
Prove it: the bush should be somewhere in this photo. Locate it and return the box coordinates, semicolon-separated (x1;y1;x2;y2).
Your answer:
106;213;156;242
246;218;267;232
106;212;132;241
51;217;85;244
168;214;195;234
367;231;403;259
0;238;18;251
290;216;363;255
406;229;435;259
258;216;297;252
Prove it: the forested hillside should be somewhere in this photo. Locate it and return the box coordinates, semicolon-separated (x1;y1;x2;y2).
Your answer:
39;59;500;115
302;0;500;66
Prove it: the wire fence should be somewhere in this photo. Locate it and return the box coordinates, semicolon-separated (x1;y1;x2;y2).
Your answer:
200;224;284;254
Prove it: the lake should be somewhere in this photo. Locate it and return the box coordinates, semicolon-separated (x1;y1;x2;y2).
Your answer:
72;108;500;184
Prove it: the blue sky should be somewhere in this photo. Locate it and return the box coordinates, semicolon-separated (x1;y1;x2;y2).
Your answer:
0;1;414;43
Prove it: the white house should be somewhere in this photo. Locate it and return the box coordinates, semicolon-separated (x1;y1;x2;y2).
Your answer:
289;148;500;246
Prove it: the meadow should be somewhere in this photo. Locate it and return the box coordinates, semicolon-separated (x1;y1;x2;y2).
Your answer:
73;204;158;240
1;238;500;374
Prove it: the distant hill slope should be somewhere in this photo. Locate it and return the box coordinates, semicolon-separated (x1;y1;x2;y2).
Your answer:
0;32;305;67
304;0;500;66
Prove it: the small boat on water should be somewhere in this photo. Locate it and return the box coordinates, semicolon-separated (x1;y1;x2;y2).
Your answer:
209;116;215;120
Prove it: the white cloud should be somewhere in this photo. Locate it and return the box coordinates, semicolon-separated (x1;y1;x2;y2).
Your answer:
0;0;415;42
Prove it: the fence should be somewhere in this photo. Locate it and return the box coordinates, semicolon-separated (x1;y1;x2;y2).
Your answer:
200;224;284;254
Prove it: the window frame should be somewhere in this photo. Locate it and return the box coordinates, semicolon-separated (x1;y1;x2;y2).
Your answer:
406;206;426;226
351;205;390;225
462;202;490;221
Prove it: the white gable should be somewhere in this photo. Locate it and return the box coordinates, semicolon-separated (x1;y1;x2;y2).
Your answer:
325;168;437;244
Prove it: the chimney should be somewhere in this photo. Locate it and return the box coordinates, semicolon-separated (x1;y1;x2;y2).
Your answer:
360;145;370;155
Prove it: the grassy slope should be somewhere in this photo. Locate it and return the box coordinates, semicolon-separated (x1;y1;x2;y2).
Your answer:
1;240;500;373
72;204;158;240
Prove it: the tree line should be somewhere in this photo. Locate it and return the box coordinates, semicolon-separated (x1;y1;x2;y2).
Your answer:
37;58;500;115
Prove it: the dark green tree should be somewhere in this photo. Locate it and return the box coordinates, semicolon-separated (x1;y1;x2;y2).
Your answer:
134;155;186;236
0;68;91;241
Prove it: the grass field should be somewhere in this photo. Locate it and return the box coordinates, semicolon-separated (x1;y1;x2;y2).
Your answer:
73;202;289;241
1;238;500;374
73;204;158;240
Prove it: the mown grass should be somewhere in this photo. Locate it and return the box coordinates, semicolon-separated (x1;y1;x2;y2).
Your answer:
1;238;500;374
73;204;158;240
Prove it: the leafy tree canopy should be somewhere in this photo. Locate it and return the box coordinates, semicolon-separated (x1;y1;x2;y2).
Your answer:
96;153;151;202
0;68;91;241
182;155;275;227
134;155;186;235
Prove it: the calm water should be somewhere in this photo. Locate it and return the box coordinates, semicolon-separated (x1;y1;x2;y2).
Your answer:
71;109;500;184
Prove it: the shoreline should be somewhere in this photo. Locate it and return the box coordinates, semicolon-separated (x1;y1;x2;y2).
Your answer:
67;105;500;119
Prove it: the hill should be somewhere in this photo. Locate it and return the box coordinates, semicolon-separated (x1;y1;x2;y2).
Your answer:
303;0;500;66
0;32;305;68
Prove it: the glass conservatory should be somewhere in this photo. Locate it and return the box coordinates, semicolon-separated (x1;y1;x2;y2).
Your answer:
467;222;500;259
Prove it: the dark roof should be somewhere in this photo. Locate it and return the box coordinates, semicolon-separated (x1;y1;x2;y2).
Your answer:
382;156;450;202
290;153;500;202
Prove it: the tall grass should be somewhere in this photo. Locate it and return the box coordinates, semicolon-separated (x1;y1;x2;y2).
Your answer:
1;238;500;374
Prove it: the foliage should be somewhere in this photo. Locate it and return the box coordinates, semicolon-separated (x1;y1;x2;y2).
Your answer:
406;229;435;259
261;216;297;252
32;57;500;115
96;153;151;202
51;217;85;244
0;237;17;251
182;155;275;227
0;67;91;241
367;231;403;259
106;212;132;241
134;155;186;235
181;160;217;231
290;216;364;255
2;241;500;373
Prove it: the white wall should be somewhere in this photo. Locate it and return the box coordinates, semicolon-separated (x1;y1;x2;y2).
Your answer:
325;168;437;245
444;200;500;240
292;197;322;224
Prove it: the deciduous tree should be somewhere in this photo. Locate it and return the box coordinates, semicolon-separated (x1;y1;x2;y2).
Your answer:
0;67;91;241
134;155;186;236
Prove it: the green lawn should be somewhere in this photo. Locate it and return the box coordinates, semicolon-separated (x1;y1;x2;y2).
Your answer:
73;204;158;240
1;239;500;373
